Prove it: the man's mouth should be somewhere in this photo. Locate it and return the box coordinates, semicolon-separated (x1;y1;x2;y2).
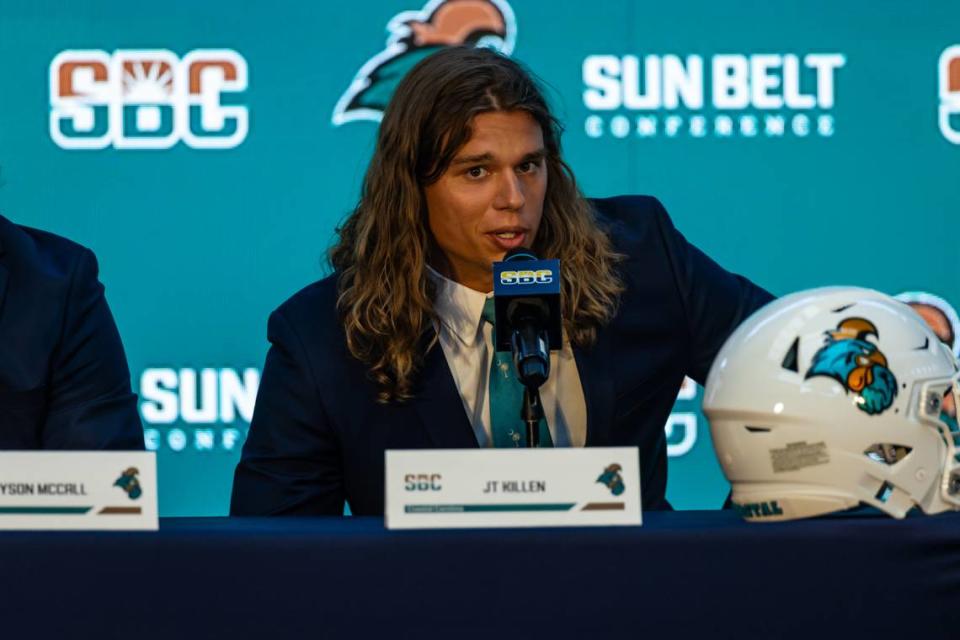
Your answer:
486;228;527;250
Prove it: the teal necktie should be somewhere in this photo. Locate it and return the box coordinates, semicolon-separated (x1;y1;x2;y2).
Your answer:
481;298;553;448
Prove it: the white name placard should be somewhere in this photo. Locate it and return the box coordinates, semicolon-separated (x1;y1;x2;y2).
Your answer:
0;452;158;530
385;447;641;529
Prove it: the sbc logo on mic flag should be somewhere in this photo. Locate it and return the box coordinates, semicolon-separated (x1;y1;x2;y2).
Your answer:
499;269;554;285
940;45;960;144
49;49;249;150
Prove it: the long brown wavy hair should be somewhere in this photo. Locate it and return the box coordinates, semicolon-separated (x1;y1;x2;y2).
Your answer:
330;47;624;403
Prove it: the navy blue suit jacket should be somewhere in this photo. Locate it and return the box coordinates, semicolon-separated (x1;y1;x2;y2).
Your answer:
231;196;773;515
0;215;143;450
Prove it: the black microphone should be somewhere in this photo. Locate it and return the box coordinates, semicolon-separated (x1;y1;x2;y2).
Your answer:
492;249;561;447
492;249;562;389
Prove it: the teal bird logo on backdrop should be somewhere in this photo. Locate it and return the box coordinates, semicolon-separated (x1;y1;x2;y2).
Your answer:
332;0;517;125
114;467;143;500
596;464;625;496
805;317;898;415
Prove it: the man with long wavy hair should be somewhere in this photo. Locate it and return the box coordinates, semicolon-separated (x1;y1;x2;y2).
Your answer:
231;47;772;516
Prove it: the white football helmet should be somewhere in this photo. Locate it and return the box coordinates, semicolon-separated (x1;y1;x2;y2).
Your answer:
703;286;960;521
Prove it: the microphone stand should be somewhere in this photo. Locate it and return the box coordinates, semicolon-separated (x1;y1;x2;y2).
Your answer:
521;386;544;448
512;326;549;448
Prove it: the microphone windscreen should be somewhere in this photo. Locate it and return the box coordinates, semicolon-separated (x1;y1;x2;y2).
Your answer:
504;248;538;262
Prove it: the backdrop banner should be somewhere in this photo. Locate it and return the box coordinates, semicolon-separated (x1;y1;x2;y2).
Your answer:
0;1;956;515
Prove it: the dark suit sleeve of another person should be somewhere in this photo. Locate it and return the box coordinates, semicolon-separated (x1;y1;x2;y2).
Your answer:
45;249;144;450
230;304;345;515
646;197;774;384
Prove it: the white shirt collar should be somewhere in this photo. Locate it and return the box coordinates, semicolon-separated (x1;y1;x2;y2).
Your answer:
427;265;491;347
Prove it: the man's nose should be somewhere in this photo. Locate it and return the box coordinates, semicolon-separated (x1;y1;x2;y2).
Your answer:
494;170;525;211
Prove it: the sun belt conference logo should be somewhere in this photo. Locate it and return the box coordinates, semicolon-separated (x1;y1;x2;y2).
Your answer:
582;52;846;140
139;367;258;453
50;49;248;150
332;0;516;125
136;367;700;456
940;45;960;144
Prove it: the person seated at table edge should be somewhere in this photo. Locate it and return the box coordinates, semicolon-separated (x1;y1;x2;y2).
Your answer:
0;214;143;450
230;46;772;517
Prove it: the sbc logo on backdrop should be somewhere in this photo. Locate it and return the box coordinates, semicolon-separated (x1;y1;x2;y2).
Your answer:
940;45;960;144
332;0;516;125
582;53;846;140
50;49;248;150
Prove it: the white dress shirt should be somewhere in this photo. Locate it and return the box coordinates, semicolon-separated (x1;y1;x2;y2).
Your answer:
428;267;587;448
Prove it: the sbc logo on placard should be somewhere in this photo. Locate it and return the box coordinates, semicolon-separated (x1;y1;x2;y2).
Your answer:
940;45;960;144
50;49;248;150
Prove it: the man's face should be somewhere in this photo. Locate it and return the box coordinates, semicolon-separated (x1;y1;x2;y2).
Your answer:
424;110;547;293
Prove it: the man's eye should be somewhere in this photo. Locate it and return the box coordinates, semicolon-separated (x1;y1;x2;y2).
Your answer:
518;160;540;174
466;167;488;179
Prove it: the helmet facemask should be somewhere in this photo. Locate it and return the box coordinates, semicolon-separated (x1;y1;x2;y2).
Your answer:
917;370;960;514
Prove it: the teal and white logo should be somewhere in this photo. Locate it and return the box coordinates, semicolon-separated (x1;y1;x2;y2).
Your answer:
139;367;257;453
50;49;249;150
805;317;898;416
114;467;143;500
582;52;846;140
596;463;625;496
939;45;960;144
332;0;516;125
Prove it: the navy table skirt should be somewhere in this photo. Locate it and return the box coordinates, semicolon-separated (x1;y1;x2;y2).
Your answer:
1;510;958;638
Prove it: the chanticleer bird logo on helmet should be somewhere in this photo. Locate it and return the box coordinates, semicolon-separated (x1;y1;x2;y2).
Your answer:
805;317;898;415
332;0;517;125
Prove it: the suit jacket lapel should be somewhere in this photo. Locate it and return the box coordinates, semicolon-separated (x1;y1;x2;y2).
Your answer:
574;334;615;447
412;332;479;449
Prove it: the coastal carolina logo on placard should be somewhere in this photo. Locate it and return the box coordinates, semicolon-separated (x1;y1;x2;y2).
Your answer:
805;318;898;415
114;467;143;500
332;0;516;125
940;46;960;144
582;52;846;140
50;49;248;150
596;463;625;496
